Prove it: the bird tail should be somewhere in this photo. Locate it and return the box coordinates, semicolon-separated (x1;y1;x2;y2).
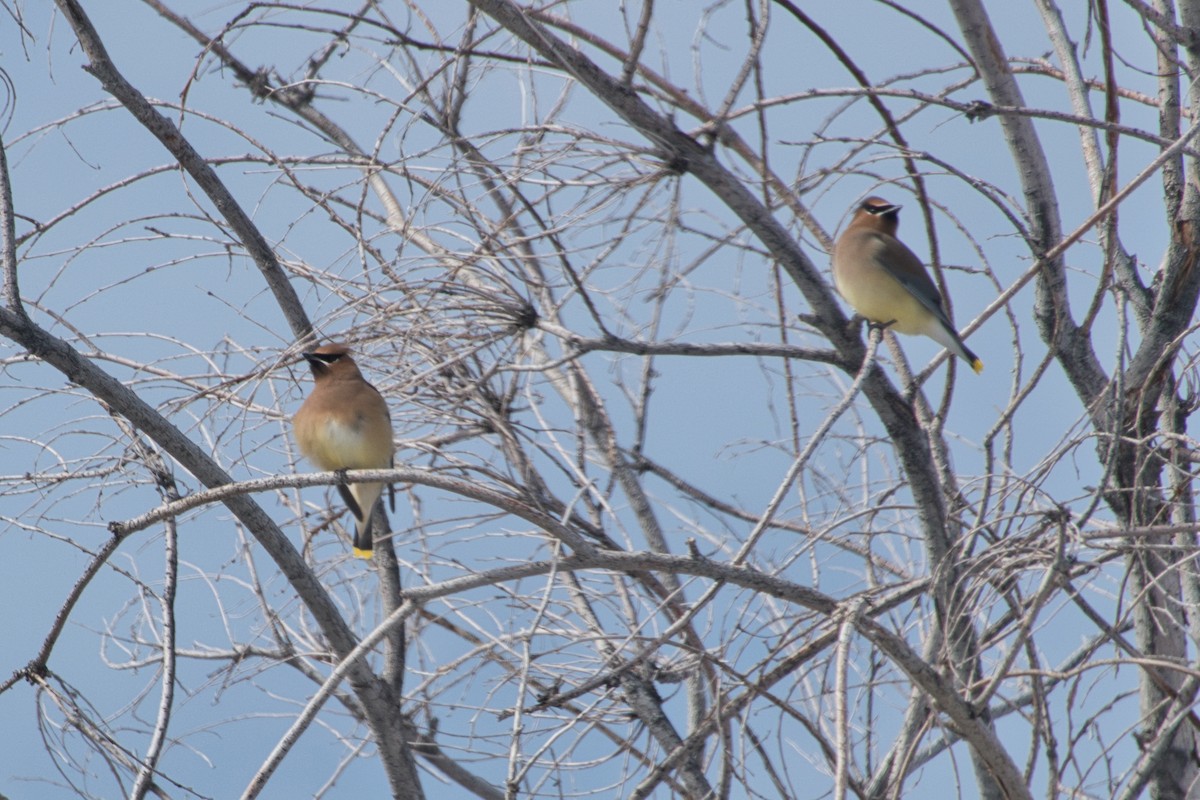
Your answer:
952;333;984;374
961;347;984;374
352;520;374;559
349;483;384;559
933;319;984;374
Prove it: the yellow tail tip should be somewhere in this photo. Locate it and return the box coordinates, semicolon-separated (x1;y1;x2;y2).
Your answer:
970;358;984;374
352;547;374;560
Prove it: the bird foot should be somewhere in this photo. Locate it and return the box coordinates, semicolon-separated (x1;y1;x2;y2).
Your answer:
864;317;898;332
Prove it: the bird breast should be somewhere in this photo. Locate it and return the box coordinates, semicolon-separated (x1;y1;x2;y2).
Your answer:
835;234;936;336
297;415;392;471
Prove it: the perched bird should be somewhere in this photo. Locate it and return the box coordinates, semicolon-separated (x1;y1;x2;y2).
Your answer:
293;343;394;558
832;197;983;373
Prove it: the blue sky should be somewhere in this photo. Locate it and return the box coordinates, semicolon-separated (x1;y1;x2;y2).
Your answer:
0;1;1180;797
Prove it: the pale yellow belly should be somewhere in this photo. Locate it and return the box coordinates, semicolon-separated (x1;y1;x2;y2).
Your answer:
299;418;392;471
837;272;933;336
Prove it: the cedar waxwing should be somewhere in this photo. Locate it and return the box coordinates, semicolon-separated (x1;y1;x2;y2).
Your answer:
293;343;395;558
832;197;983;373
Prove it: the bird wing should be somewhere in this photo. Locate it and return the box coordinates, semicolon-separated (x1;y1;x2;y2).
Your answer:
337;484;364;521
871;234;955;328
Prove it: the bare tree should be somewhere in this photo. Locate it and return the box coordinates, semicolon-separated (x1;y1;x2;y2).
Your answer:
2;1;1199;798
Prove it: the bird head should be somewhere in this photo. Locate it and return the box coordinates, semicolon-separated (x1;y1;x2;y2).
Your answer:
301;343;362;381
857;197;902;235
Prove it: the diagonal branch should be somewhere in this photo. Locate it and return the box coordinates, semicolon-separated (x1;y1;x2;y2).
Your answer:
54;0;312;341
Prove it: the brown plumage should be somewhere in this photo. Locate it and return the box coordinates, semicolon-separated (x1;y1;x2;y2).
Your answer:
832;197;983;374
293;343;394;558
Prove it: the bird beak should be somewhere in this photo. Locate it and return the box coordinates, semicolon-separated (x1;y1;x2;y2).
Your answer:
301;351;327;376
